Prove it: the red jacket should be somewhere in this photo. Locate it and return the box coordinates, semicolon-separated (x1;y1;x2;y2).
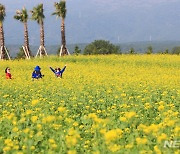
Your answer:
6;73;11;79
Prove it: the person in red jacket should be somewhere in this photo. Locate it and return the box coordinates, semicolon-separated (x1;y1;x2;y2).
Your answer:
5;67;12;79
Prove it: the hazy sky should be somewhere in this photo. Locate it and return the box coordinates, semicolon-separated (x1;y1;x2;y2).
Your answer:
2;0;179;15
1;0;180;45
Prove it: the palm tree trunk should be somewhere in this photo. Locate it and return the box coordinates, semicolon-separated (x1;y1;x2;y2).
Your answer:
0;22;6;59
0;23;5;47
61;18;68;56
24;22;31;56
40;20;45;55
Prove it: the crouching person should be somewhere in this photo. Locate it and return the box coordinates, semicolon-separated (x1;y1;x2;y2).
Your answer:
32;66;44;80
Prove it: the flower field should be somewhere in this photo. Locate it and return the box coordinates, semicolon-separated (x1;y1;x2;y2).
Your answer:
0;55;179;153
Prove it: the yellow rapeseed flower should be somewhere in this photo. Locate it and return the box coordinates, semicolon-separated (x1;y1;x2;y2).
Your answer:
157;133;167;143
136;137;148;145
119;117;127;122
108;144;121;152
23;128;30;134
104;129;123;143
73;122;79;127
3;146;11;152
67;150;77;154
124;111;136;119
26;110;33;115
158;105;164;111
32;99;39;106
42;115;56;123
57;107;66;112
37;124;42;130
31;116;38;123
48;139;55;144
12;127;19;132
125;143;133;149
65;136;78;147
154;145;161;154
51;144;57;149
3;95;9;98
30;146;35;150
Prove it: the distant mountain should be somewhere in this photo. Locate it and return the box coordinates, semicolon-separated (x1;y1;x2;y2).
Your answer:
1;0;180;45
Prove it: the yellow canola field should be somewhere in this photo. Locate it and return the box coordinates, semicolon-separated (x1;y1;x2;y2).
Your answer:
0;55;179;153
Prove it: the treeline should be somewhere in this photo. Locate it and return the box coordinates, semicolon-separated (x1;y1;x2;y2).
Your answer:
5;40;180;58
73;40;180;55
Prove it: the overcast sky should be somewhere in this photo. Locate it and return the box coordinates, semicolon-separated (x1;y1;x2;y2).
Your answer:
2;0;179;15
1;0;180;45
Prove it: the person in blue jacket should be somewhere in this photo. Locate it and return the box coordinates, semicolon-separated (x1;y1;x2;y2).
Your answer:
49;65;66;78
32;66;44;80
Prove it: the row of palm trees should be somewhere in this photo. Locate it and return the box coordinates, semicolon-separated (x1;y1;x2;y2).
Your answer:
0;0;69;60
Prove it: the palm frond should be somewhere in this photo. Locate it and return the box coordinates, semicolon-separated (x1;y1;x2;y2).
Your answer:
52;1;66;19
14;7;28;23
30;3;45;24
0;4;6;22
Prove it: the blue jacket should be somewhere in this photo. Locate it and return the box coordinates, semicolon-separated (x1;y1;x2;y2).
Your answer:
50;66;66;78
32;66;43;79
32;70;43;79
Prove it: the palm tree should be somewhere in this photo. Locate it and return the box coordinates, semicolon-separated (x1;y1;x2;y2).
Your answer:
0;4;10;60
14;7;31;59
31;4;47;57
52;0;70;56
